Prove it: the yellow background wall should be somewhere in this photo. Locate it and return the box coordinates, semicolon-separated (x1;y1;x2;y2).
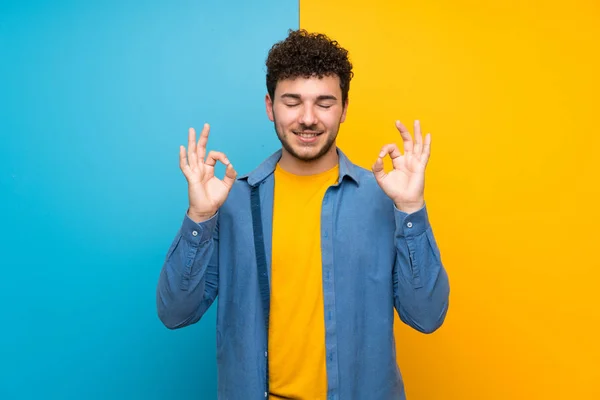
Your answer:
301;1;600;399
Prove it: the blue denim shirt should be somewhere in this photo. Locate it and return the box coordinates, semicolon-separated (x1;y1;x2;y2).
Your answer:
156;149;450;400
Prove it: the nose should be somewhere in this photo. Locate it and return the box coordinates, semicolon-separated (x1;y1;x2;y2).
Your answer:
298;104;318;127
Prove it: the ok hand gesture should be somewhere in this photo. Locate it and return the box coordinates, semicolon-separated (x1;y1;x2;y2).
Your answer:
179;124;237;222
372;120;431;214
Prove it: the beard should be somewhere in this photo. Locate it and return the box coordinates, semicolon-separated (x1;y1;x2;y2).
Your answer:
272;114;340;163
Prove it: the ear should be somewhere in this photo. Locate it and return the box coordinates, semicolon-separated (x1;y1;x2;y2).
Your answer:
265;94;274;122
340;98;349;123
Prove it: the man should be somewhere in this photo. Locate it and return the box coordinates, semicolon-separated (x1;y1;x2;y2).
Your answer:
157;29;450;400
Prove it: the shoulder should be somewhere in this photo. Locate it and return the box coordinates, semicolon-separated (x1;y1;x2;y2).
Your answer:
343;164;394;209
223;178;251;208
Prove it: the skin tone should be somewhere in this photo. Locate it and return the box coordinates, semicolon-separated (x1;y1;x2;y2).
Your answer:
372;119;430;214
265;75;347;176
180;75;430;222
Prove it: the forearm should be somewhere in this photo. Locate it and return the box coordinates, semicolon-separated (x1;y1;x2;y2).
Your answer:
156;212;219;329
393;204;450;333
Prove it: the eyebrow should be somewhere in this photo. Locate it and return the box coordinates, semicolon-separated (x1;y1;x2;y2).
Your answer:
280;93;338;101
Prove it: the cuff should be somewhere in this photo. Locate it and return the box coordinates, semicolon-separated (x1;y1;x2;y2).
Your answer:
181;211;219;244
394;203;430;237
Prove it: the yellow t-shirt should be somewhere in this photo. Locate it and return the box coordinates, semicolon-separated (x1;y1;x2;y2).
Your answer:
269;163;340;400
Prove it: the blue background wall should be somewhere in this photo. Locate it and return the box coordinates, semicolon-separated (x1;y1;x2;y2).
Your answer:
0;1;297;398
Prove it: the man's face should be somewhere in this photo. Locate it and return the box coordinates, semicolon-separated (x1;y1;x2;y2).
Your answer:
266;75;348;163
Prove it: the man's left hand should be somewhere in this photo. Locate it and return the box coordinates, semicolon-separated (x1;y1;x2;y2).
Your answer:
372;120;430;214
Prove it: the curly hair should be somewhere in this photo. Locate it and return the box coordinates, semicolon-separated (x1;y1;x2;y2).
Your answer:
266;29;354;105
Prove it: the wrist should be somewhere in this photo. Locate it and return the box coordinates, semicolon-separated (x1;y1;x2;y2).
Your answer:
187;207;217;223
394;199;424;214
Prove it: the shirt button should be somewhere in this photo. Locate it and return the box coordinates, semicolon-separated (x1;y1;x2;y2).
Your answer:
406;222;413;228
264;392;268;397
264;351;268;357
192;230;198;236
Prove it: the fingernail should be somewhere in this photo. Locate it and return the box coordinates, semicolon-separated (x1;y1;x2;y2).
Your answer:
415;120;420;124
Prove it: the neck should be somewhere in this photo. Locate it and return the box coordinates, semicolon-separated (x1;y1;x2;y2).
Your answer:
278;146;339;176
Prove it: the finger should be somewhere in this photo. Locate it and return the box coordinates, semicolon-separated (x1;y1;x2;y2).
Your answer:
413;120;423;156
378;143;402;160
205;151;230;168
179;145;190;174
395;120;413;154
197;123;210;162
421;133;431;165
222;163;238;188
188;127;198;167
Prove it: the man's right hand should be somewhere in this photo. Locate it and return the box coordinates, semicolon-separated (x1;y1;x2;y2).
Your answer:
179;123;237;223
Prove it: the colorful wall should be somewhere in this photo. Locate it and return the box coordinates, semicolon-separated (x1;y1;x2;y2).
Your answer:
1;0;598;399
1;1;296;399
301;1;600;399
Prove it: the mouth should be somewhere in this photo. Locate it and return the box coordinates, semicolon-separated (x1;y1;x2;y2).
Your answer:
293;130;324;139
